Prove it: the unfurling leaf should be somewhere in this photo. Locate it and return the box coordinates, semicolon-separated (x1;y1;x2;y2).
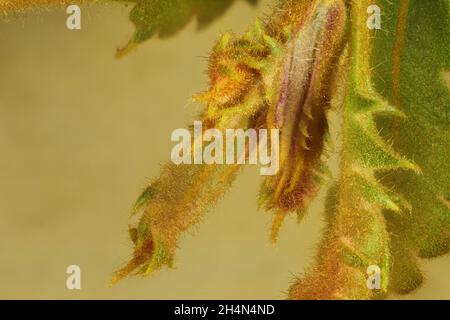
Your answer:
5;0;449;300
115;0;448;299
113;0;350;282
113;162;241;282
258;0;346;242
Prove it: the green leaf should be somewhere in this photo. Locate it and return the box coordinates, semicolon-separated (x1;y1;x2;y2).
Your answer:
289;0;422;299
115;0;259;57
372;0;450;294
8;0;448;299
290;0;449;299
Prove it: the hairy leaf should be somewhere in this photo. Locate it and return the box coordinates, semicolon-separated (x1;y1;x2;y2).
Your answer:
3;0;449;300
290;0;449;299
372;0;450;294
116;0;449;299
113;0;347;282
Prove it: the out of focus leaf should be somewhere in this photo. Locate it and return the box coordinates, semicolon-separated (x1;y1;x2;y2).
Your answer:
115;0;259;57
0;0;81;13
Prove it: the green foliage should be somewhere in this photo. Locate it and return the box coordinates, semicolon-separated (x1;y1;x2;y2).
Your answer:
116;0;259;57
372;0;450;293
126;0;447;299
290;0;449;299
3;0;449;300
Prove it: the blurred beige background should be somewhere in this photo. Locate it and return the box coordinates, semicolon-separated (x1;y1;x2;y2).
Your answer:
0;2;449;299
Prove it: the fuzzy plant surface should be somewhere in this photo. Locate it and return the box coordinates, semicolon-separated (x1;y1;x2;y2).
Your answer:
2;0;449;300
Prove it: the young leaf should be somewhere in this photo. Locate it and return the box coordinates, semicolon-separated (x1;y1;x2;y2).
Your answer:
114;0;347;282
3;0;449;300
258;0;347;241
113;25;271;281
